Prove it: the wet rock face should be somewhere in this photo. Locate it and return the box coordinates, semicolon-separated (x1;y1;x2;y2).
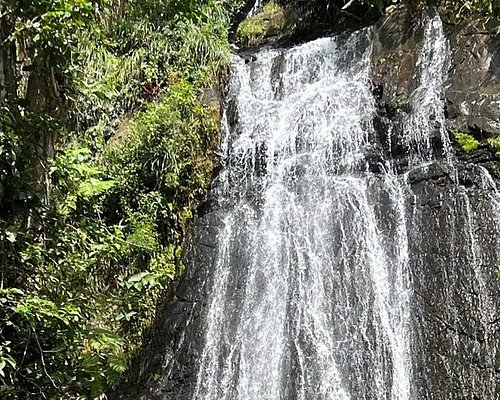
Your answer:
372;7;500;398
146;213;222;400
372;6;422;108
447;19;500;135
372;6;500;137
408;163;500;399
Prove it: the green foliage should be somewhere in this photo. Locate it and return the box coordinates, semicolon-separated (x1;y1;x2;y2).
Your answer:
237;1;286;46
70;0;236;144
453;131;480;152
445;0;500;21
435;0;500;31
13;0;94;49
0;122;206;397
0;282;133;398
103;78;220;241
487;137;500;158
0;0;235;398
50;147;115;215
4;0;101;84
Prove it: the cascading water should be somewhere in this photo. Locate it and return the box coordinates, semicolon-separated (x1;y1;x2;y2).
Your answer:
142;10;500;400
195;24;413;400
403;14;451;161
248;0;264;16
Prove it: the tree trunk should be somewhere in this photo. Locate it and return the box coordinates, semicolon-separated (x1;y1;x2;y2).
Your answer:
0;3;17;105
26;53;65;205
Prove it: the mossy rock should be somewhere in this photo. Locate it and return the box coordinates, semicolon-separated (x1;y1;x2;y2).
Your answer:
452;131;480;153
236;1;286;47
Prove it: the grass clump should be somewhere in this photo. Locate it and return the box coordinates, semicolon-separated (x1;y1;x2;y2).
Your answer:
453;131;480;152
237;1;286;47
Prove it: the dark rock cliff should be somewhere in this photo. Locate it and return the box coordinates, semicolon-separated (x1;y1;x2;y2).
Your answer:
372;5;500;138
372;6;500;398
112;5;500;399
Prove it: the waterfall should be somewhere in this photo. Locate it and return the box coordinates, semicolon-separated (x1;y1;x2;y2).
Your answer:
195;26;412;400
248;0;264;17
156;12;500;400
403;14;451;161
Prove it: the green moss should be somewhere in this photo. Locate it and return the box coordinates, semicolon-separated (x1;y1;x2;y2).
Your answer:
453;131;480;152
487;137;500;158
237;1;286;47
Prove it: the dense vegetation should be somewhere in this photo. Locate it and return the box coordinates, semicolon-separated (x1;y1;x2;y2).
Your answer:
0;0;242;398
0;0;498;399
